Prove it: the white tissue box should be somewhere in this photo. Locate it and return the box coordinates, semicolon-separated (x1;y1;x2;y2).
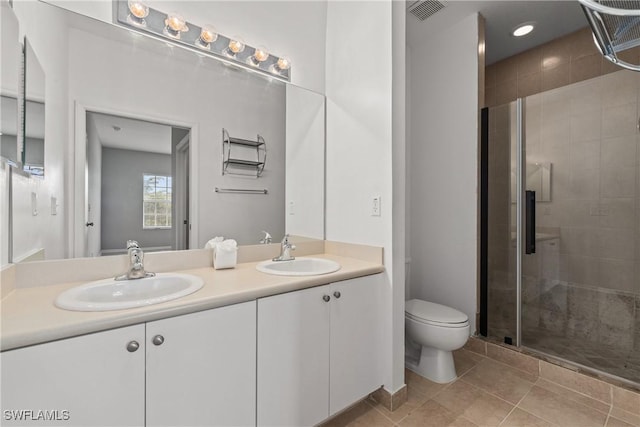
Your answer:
213;245;237;269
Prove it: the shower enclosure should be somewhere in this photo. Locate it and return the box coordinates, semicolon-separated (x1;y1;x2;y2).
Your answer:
482;69;640;385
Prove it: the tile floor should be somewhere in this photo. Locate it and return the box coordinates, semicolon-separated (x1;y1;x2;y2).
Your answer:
320;349;640;427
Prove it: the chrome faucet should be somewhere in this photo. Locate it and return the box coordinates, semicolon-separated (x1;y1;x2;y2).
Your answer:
273;234;296;261
115;240;155;280
260;230;272;244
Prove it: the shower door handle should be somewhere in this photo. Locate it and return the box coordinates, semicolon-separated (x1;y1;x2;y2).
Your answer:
525;190;536;255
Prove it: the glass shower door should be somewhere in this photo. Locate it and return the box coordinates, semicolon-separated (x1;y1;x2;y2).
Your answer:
485;100;519;344
485;69;640;385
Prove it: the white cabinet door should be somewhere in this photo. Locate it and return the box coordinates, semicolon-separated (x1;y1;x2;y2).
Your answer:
329;274;384;416
257;285;331;427
146;301;256;427
1;325;145;427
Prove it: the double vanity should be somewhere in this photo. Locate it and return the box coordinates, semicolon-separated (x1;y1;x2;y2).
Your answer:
1;240;384;427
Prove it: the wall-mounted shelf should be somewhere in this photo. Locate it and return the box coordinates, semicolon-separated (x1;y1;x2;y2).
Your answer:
222;129;267;177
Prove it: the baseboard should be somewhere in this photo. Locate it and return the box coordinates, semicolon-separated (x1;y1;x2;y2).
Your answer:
369;384;408;412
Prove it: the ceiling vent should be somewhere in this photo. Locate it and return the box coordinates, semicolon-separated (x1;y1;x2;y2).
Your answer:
408;0;445;21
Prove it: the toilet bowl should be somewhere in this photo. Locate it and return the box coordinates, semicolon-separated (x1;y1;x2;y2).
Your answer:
405;299;470;383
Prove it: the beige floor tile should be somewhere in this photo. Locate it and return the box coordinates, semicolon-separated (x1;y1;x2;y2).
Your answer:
610;408;640;427
536;378;611;414
461;358;536;404
398;399;479;427
405;368;447;398
433;380;514;426
320;400;394;427
539;361;611;403
519;386;608;427
613;386;640;416
454;349;485;376
606;416;639;427
500;408;552;427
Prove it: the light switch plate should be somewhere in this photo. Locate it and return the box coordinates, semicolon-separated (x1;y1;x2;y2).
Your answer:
31;192;38;216
371;195;381;216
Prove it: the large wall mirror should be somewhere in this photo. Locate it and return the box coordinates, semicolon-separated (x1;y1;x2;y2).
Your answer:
9;0;325;262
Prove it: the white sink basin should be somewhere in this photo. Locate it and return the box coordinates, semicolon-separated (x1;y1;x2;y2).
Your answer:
55;273;204;312
256;258;341;276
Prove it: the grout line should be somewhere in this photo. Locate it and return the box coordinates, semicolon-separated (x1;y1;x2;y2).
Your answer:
498;382;536;427
457;377;523;408
537;376;612;411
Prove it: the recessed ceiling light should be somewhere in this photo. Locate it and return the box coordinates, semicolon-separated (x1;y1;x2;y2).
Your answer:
512;22;535;37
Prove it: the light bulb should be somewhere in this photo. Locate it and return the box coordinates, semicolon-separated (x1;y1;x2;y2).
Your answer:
164;12;188;38
199;25;218;45
276;56;291;70
228;38;245;54
253;46;269;63
128;0;149;19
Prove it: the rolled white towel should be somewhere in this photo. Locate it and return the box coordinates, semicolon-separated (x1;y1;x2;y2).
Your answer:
204;236;224;249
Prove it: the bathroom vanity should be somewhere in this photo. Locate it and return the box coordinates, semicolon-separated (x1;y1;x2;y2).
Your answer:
0;241;384;427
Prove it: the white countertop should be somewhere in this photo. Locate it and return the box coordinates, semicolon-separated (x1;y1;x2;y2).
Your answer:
1;253;383;351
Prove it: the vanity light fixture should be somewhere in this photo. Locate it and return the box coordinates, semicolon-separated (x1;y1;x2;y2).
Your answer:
127;0;149;26
271;56;291;75
114;0;291;81
197;25;218;49
512;22;535;37
164;12;188;39
225;37;245;58
249;46;269;66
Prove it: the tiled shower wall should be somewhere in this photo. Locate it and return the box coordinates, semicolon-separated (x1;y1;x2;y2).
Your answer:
486;27;640;381
485;27;640;108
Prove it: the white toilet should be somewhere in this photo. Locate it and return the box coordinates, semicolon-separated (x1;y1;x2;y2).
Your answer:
405;299;470;383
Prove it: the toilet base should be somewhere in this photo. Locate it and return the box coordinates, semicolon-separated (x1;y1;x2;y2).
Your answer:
405;346;457;384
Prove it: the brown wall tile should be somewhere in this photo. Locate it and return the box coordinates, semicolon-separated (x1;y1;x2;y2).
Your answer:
571;54;603;84
486;343;540;377
494;79;517;106
539;361;612;403
518;72;541;98
517;47;542;77
568;28;601;61
495;56;518;83
541;62;571;92
542;38;572;70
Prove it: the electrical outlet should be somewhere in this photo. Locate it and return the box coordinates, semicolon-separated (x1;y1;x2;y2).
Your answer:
371;195;381;216
289;201;295;215
51;196;58;215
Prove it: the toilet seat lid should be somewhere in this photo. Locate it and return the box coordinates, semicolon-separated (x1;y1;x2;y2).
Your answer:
405;299;468;325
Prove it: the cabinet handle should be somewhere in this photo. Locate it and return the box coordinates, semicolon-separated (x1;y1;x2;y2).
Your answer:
333;291;341;299
126;340;140;352
322;295;330;302
152;335;165;346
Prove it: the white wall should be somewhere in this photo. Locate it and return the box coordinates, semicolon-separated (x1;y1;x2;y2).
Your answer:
285;85;325;239
408;13;480;333
11;0;69;261
43;0;328;94
325;0;404;393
